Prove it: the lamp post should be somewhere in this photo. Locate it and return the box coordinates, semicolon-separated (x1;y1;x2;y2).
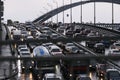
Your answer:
53;0;58;23
70;0;72;24
63;0;64;24
112;0;114;25
47;3;53;22
80;0;82;24
94;0;96;25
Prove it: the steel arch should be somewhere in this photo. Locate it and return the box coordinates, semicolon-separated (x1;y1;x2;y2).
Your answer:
33;0;120;23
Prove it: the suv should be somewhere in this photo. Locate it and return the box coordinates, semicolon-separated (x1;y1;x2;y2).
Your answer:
106;69;120;80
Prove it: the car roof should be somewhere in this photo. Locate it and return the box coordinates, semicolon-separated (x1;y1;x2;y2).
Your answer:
106;69;118;72
50;45;60;49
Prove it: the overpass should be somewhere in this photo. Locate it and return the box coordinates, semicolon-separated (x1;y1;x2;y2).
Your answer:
33;0;120;23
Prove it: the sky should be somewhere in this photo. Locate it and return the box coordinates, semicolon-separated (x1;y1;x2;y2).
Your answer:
3;0;120;23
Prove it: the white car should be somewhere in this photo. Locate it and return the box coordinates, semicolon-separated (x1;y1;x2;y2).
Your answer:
17;44;28;52
49;45;63;56
65;43;75;51
113;42;120;50
19;48;30;55
108;48;120;55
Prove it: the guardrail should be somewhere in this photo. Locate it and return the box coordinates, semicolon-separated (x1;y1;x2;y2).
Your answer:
0;66;18;80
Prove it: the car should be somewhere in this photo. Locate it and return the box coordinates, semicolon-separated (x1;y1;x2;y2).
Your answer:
57;29;65;35
67;46;80;54
65;30;73;37
108;48;120;55
96;63;107;77
94;43;105;54
42;42;54;49
26;35;34;40
42;30;52;37
19;48;30;54
20;51;32;72
21;30;29;38
37;34;48;40
106;69;120;80
41;27;50;31
42;73;62;80
87;32;96;37
49;45;63;56
65;43;75;51
17;44;28;52
86;41;97;48
50;33;59;39
76;76;91;80
113;42;120;50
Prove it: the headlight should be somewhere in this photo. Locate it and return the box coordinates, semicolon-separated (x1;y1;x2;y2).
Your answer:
89;65;92;67
22;66;25;69
70;74;72;77
30;66;32;69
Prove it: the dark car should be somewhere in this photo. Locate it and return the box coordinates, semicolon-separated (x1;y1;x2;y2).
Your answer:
66;30;73;37
94;43;105;54
106;69;120;80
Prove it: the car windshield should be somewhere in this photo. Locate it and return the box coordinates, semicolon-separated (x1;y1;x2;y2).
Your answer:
115;43;120;46
39;35;47;38
21;49;28;51
66;43;74;46
113;50;120;53
21;53;30;55
18;45;26;48
72;47;79;51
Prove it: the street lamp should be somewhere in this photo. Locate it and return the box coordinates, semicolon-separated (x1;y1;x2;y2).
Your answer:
53;0;58;23
47;3;53;22
112;0;114;25
63;0;65;24
80;0;82;24
70;0;72;24
94;0;96;25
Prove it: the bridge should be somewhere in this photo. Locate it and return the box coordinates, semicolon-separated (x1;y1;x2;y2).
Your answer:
33;0;120;23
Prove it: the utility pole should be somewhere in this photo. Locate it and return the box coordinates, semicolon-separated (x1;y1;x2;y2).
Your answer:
70;0;72;24
80;0;82;24
112;0;114;25
94;0;96;25
63;0;64;24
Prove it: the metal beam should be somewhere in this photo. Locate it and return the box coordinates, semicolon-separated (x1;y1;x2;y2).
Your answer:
33;0;120;23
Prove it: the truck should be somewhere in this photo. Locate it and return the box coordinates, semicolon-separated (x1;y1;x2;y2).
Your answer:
33;46;56;79
61;60;90;80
